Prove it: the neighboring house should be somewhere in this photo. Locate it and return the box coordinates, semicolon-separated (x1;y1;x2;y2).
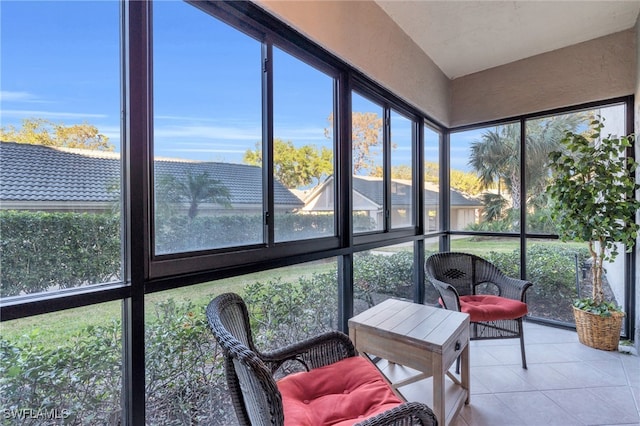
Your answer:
302;175;482;230
0;141;304;214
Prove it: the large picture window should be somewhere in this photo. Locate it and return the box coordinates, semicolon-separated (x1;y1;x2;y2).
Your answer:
351;92;417;235
153;2;263;254
1;0;635;424
351;92;384;233
424;124;441;233
0;1;122;297
449;122;521;232
390;111;414;229
272;47;336;242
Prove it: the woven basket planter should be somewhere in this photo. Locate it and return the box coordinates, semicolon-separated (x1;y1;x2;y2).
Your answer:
573;306;624;351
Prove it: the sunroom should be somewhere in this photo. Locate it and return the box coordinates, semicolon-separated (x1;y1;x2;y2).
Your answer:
1;1;639;425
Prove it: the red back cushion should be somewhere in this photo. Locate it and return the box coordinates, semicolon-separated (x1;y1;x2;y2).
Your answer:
459;294;528;322
277;356;403;426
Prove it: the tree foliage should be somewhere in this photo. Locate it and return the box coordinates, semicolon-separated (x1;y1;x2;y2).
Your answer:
450;168;484;195
156;171;231;219
326;112;383;176
468;115;584;211
0;118;113;151
547;116;640;307
243;139;333;189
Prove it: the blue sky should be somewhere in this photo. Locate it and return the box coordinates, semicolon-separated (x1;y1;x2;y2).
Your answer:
1;0;470;171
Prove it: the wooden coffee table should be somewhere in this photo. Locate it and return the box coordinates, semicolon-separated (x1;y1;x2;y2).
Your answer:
349;298;470;426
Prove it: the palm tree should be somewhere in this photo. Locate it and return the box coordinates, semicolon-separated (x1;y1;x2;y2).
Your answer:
468;114;585;216
156;171;231;219
469;124;519;205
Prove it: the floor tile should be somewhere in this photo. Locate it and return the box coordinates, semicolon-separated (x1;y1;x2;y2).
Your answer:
493;391;583;425
543;387;640;425
372;322;640;425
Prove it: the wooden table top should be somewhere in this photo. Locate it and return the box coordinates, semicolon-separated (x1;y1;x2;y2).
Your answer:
349;298;470;353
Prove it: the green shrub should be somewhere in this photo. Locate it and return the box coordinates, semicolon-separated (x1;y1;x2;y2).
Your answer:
487;244;588;300
144;299;228;425
354;251;414;308
0;300;228;426
243;272;338;350
0;321;122;425
155;213;374;254
0;211;121;297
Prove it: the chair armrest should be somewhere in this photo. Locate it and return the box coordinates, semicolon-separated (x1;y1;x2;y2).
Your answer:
427;275;461;312
261;330;356;374
355;401;438;426
490;275;533;302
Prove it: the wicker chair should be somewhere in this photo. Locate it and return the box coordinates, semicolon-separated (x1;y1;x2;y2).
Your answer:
425;252;532;369
206;292;438;426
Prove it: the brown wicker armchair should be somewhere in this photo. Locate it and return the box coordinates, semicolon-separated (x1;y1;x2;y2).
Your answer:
425;252;532;369
206;292;438;426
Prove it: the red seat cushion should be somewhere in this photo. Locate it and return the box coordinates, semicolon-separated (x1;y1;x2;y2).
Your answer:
277;356;403;426
459;295;528;322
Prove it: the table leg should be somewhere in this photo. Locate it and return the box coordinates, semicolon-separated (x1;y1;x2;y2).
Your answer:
461;344;470;404
432;354;445;425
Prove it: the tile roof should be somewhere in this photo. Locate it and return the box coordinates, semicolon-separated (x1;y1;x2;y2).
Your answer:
352;176;480;207
0;142;303;207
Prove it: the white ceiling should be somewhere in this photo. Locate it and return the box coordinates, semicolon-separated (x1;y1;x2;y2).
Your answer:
376;1;640;79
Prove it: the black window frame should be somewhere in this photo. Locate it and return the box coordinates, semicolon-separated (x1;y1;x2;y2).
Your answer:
1;1;635;424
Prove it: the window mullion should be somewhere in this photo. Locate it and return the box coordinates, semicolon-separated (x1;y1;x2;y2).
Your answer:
262;41;274;245
383;107;392;231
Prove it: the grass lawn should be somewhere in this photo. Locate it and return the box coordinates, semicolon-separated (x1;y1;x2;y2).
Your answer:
0;260;335;346
1;240;584;346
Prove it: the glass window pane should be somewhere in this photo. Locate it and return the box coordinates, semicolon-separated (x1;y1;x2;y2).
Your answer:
449;235;521;276
353;243;414;315
0;1;122;298
526;103;628;330
153;2;263;255
525;105;625;234
525;239;587;324
450;123;521;232
424;236;441;305
145;259;338;423
352;93;384;233
424;124;441;233
390;111;413;228
0;302;122;423
273;48;335;242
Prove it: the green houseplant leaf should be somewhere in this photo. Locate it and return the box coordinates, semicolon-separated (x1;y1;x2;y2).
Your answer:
547;116;640;316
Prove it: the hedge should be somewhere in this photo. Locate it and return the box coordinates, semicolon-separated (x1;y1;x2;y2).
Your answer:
0;211;121;297
1;210;376;296
0;247;588;424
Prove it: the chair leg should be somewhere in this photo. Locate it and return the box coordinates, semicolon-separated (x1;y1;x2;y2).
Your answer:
518;317;527;369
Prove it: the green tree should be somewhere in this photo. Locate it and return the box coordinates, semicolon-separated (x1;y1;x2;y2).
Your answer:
0;118;113;150
547;116;640;306
243;139;333;188
156;171;231;219
326;112;384;176
468;115;584;212
450;168;484;195
424;161;439;184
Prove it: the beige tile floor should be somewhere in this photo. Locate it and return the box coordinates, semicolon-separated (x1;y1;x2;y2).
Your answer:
456;322;639;426
379;322;640;426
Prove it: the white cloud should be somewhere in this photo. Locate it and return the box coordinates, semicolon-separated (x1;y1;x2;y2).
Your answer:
1;109;107;120
274;126;328;142
0;91;44;103
164;148;247;154
154;124;261;141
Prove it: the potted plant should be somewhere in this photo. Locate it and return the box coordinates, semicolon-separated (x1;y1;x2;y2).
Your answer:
547;116;640;350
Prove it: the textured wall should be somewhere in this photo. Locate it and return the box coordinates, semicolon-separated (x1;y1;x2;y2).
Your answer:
256;0;451;126
451;29;636;127
634;17;640;353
